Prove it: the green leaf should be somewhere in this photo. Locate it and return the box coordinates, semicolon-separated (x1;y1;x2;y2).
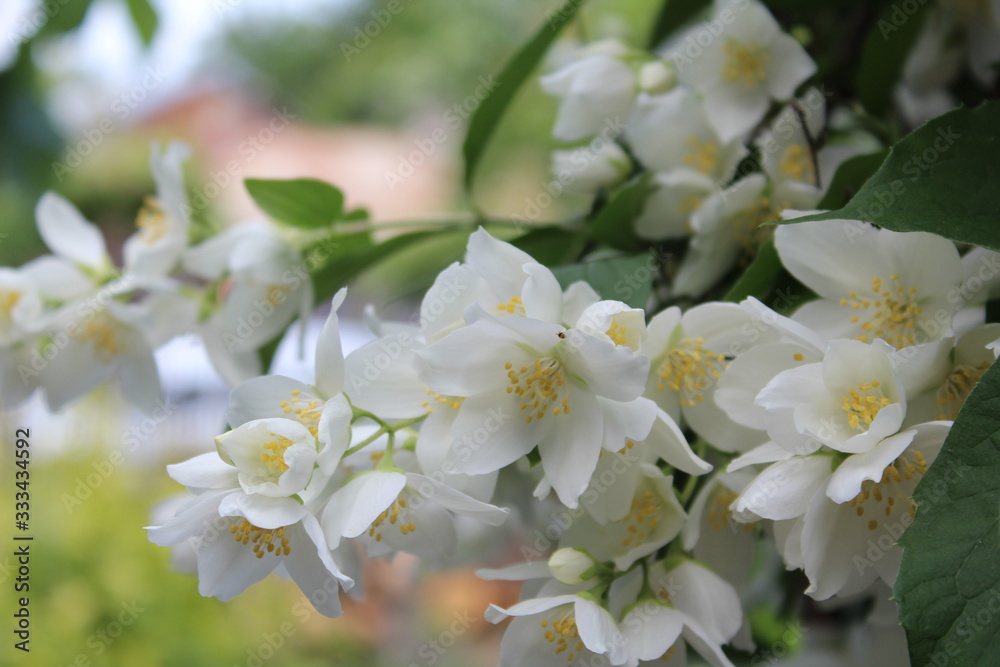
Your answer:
779;102;1000;251
895;360;1000;665
647;0;709;49
856;0;931;117
510;226;586;267
723;240;781;302
552;254;656;308
816;150;887;210
245;178;346;229
462;0;587;194
124;0;158;46
589;174;656;253
309;231;440;305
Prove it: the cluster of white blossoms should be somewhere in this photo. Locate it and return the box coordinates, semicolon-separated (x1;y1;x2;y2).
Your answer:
146;217;998;664
0;143;318;414
542;0;869;299
10;0;994;662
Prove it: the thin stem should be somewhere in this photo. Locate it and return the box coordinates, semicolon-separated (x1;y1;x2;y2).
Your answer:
342;413;428;458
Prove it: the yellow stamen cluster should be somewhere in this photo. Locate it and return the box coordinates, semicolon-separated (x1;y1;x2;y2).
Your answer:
497;295;525;316
840;275;923;349
368;498;414;542
607;320;627;347
422;388;463;414
136;196;167;243
619;489;662;548
841;381;892;430
81;319;125;362
937;362;991;420
505;359;569;424
656;337;728;407
231;519;290;558
708;489;755;534
849;450;929;531
260;435;295;473
541;613;585;662
0;290;21;316
683;136;719;175
779;143;816;184
279;389;321;437
722;39;770;87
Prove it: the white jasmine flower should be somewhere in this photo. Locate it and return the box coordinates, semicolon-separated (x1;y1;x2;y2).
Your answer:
621;559;743;667
147;489;352;617
643;303;774;452
756;338;906;455
320;464;508;560
541;39;637;142
559;463;687;570
487;588;628;666
775;220;963;349
123;142;192;285
625;87;747;183
667;0;816;141
416;306;653;507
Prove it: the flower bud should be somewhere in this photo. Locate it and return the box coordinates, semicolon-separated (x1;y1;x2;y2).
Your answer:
638;60;676;95
548;548;596;585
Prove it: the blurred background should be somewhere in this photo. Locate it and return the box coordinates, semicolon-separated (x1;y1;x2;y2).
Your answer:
0;0;658;664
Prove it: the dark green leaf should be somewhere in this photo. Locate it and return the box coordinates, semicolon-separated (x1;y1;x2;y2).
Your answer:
245;178;346;229
647;0;709;49
856;0;930;117
589;174;656;253
723;240;782;302
895;361;1000;665
462;0;586;193
780;102;1000;251
510;226;586;267
124;0;158;46
552;254;656;308
816;150;887;209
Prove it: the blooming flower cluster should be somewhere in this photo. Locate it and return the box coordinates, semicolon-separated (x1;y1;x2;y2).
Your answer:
5;0;997;663
0;143;319;413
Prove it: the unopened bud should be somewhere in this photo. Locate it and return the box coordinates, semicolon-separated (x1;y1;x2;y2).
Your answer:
548;548;596;585
638;60;676;95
